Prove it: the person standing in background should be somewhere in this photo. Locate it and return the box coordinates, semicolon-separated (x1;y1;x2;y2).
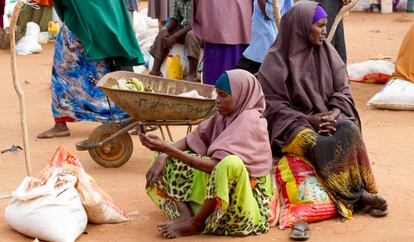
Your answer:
124;0;139;23
0;0;5;29
17;0;53;34
37;0;144;139
148;0;173;29
315;0;350;63
393;25;414;82
192;0;253;85
237;0;293;74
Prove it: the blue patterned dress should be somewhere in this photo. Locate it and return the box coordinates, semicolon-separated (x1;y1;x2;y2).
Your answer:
51;25;126;123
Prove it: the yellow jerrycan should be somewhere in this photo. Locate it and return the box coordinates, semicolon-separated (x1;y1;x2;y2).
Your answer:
48;21;59;41
166;54;183;80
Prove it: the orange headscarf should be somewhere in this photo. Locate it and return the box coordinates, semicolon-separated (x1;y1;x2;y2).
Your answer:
393;25;414;82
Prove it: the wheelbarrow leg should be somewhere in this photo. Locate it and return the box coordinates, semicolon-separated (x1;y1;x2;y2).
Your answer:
187;125;193;135
158;125;166;141
165;125;174;142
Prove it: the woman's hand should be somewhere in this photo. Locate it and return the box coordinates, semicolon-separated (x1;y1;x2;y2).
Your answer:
308;109;341;136
318;116;337;136
318;108;341;136
145;153;168;189
162;36;176;49
139;133;170;153
308;113;328;130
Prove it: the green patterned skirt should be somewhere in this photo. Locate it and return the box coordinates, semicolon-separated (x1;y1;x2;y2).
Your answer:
147;152;272;236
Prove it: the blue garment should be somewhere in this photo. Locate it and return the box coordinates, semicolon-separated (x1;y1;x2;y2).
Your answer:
243;0;292;63
123;0;138;12
215;72;231;95
51;25;127;122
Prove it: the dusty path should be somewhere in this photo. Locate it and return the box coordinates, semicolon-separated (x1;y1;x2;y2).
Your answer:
0;11;413;242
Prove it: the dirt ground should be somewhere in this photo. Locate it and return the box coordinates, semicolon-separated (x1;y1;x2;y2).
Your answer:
0;11;414;242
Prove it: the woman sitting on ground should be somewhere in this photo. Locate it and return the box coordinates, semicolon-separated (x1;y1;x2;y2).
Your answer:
139;69;273;238
258;1;388;222
393;24;414;82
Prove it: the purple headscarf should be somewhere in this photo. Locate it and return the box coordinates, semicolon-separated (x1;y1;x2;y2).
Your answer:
312;4;328;24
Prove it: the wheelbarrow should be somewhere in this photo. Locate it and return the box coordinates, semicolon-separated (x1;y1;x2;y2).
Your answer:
76;71;216;168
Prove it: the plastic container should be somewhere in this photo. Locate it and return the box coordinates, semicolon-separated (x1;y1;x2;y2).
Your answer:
47;21;59;40
166;54;183;80
381;0;393;13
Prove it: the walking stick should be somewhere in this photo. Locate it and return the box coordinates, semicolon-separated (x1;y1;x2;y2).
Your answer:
10;0;33;176
327;0;360;43
272;0;281;28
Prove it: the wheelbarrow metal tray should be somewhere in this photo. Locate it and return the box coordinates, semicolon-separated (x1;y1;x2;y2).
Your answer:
97;71;216;121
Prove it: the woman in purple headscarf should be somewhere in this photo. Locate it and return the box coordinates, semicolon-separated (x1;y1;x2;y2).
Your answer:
192;0;253;85
139;69;273;238
259;1;388;224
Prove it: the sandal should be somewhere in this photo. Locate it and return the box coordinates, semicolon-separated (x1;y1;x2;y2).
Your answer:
290;222;310;241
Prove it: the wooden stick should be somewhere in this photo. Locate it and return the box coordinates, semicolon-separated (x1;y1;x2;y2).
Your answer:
272;0;281;29
0;194;12;200
327;0;360;43
10;1;32;176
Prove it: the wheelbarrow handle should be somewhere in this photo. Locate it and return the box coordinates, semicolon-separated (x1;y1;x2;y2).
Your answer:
76;121;138;151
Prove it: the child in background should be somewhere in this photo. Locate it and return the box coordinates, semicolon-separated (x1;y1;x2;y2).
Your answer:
149;0;202;82
148;0;173;29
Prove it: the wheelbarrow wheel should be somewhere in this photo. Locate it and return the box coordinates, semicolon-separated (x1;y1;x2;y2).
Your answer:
88;124;133;168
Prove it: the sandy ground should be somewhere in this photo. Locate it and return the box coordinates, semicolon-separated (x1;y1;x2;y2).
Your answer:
0;11;414;242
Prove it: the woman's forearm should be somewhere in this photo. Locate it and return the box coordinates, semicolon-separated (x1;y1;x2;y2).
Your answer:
157;137;187;159
330;107;341;119
163;145;216;173
157;137;216;173
171;137;188;150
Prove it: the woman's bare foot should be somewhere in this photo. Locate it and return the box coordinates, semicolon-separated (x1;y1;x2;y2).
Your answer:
158;201;193;227
186;73;198;82
37;123;70;139
157;214;191;228
157;217;203;239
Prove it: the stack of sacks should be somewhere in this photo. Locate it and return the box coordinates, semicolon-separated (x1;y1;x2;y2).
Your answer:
133;8;159;67
347;60;395;84
15;22;42;55
4;145;130;242
368;79;414;110
3;0;17;28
